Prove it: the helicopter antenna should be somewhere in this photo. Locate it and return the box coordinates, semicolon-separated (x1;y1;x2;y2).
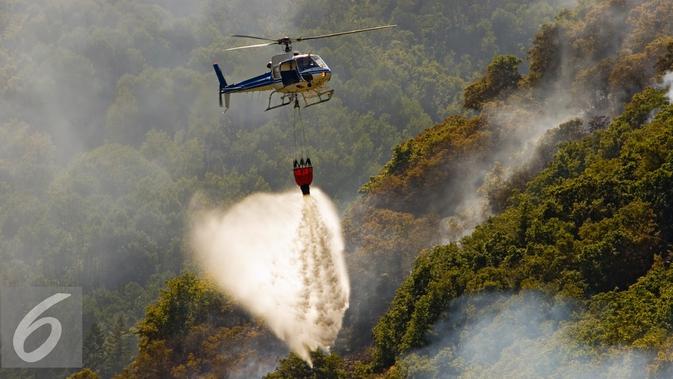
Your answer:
226;24;396;52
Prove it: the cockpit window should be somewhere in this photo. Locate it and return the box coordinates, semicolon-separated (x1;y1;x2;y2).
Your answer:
280;61;296;71
312;56;327;68
297;56;327;70
296;57;318;70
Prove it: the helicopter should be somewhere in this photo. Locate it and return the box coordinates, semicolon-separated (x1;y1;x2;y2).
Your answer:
212;25;395;111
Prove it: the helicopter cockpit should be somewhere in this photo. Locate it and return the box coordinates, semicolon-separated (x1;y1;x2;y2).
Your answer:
270;54;327;80
297;55;327;70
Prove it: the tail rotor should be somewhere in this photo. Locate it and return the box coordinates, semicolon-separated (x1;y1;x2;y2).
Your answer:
213;64;230;109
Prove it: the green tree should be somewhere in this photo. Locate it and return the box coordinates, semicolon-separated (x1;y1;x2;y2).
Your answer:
84;322;105;372
264;351;347;379
66;368;100;379
464;55;522;110
102;315;132;378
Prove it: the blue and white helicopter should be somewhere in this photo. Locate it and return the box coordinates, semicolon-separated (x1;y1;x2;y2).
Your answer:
212;25;395;111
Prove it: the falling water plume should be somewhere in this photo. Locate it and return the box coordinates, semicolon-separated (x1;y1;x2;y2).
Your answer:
189;188;350;365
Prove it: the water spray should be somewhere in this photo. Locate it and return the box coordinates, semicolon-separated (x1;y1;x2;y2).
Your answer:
189;188;349;365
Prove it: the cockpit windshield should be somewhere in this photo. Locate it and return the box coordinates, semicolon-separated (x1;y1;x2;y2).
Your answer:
297;56;327;70
312;56;327;68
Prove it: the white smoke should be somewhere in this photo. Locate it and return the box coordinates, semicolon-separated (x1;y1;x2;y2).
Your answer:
662;71;673;103
440;92;582;242
402;293;659;379
189;188;350;365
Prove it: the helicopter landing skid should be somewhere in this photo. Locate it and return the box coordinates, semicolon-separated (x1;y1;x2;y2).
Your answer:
301;88;334;108
266;92;295;111
265;88;335;111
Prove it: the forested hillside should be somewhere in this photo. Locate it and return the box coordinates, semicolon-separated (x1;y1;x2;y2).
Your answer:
113;0;673;376
7;0;672;378
334;0;673;372
371;86;673;376
0;0;572;378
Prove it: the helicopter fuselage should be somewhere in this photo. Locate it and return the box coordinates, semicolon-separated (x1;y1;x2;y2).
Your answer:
214;53;333;110
214;25;395;110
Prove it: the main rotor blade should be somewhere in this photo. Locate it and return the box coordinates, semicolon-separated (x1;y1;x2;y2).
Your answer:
225;42;277;51
295;24;396;42
231;34;277;42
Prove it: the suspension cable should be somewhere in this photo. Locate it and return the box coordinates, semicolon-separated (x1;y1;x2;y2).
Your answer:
297;104;309;159
292;99;299;160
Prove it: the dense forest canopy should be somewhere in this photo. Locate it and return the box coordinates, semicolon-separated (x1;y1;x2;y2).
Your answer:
6;0;673;378
347;0;673;378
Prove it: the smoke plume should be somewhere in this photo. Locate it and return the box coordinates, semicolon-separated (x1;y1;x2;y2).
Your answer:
402;292;661;378
440;92;582;242
662;71;673;103
189;188;350;365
